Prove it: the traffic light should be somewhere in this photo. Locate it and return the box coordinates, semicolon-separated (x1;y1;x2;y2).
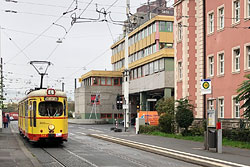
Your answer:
116;95;123;110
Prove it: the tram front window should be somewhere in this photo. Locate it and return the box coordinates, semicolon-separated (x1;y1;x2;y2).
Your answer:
39;102;63;117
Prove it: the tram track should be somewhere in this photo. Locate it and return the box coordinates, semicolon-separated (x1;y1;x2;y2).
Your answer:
41;146;98;167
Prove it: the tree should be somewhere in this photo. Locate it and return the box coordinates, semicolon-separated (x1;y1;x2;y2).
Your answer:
156;97;175;133
155;97;174;115
175;98;194;134
236;74;250;120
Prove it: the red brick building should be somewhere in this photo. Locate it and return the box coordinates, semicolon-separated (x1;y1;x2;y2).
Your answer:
174;0;250;121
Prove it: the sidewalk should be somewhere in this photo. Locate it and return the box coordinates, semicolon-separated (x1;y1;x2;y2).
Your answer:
0;124;41;167
109;126;250;166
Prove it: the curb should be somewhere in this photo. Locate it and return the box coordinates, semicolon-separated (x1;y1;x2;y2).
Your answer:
10;125;42;167
89;134;249;167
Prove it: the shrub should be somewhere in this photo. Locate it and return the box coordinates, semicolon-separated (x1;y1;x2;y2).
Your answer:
139;125;159;133
189;125;205;136
176;98;194;134
155;97;175;115
223;129;250;142
158;113;175;133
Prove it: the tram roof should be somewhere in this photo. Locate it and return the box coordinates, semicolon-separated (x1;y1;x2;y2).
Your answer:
19;89;67;102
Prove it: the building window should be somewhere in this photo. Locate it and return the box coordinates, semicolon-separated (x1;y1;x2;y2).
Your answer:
152;22;156;32
107;78;111;85
218;7;224;29
233;98;240;118
208;56;214;77
114;78;119;85
154;60;159;72
218;53;224;75
218;98;224;118
149;62;154;74
208;100;214;110
178;61;182;80
178;22;182;41
233;0;240;23
92;77;99;85
144;64;149;76
159;21;166;32
248;0;250;18
100;77;106;85
138;67;141;78
166;22;173;32
159;59;165;71
246;46;250;69
208;12;214;33
233;48;240;72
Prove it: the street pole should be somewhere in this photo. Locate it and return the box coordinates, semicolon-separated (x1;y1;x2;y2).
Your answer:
0;26;2;131
123;0;130;131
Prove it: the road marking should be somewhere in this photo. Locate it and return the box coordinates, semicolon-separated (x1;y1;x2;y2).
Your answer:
69;133;75;136
90;134;249;167
78;127;85;130
63;148;98;167
76;132;86;135
88;129;102;133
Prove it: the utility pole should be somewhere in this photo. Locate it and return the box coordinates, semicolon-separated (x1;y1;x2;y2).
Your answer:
124;0;130;131
0;26;3;131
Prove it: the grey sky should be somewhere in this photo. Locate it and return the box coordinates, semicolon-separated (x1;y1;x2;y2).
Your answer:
0;0;173;102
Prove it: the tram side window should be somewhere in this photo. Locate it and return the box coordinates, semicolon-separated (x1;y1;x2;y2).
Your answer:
64;100;66;117
38;102;63;117
25;101;28;117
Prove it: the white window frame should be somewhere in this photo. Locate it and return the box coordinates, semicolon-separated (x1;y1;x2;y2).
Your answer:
208;100;214;110
244;43;250;71
217;51;225;76
232;0;240;24
232;46;240;73
208;11;214;34
208;55;214;77
232;97;240;118
177;61;182;81
247;0;250;19
177;21;182;41
218;98;224;118
217;6;225;30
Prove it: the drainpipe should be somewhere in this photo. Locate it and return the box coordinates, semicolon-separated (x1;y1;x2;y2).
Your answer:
203;0;206;119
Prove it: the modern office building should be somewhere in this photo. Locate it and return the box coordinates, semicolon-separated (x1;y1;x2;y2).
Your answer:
111;11;174;114
174;0;250;125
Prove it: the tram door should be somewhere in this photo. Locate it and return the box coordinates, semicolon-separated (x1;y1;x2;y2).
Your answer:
29;100;36;135
25;101;28;134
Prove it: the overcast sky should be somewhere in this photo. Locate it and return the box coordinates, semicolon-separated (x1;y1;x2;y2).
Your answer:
0;0;173;102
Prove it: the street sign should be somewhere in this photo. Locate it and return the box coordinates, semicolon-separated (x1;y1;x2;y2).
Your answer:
123;104;128;109
201;79;211;95
147;99;157;102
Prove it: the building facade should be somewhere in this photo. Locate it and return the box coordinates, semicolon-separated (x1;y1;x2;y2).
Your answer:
75;71;123;123
111;14;174;113
174;0;250;122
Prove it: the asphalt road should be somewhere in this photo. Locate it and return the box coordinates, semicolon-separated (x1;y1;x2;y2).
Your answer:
11;121;200;167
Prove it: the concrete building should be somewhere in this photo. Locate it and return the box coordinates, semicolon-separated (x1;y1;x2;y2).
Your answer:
174;0;250;124
111;11;174;114
75;71;123;123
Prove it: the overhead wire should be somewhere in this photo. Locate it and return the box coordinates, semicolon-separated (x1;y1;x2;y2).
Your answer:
2;31;31;61
5;0;77;63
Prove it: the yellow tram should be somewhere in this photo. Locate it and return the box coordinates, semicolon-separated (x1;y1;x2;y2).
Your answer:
18;88;68;142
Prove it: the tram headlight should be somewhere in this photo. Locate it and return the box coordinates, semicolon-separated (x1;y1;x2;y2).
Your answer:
48;124;55;131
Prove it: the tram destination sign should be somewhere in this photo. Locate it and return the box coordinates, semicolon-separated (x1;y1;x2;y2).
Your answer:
44;97;58;101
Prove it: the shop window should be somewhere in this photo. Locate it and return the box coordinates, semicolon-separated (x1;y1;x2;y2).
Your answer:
101;77;106;85
101;114;107;118
114;78;119;85
107;78;111;85
92;77;98;85
107;114;112;118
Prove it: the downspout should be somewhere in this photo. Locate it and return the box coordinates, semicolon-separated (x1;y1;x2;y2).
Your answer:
203;0;206;119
